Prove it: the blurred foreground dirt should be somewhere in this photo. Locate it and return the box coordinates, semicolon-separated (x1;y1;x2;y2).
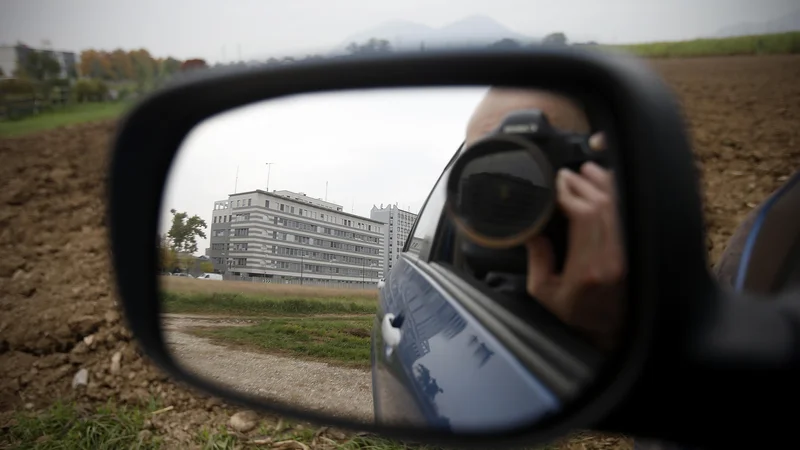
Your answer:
1;55;799;449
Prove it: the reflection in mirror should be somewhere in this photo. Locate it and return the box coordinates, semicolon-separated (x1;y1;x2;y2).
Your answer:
158;86;626;433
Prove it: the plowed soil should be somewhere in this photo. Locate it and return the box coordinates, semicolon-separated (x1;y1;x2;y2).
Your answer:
1;55;799;449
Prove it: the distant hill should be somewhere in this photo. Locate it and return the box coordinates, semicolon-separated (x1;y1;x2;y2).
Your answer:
333;15;536;54
715;9;800;37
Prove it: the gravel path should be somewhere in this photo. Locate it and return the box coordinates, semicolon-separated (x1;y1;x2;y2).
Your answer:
161;315;374;423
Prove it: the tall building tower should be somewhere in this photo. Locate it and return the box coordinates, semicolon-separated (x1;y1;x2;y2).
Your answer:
370;203;418;275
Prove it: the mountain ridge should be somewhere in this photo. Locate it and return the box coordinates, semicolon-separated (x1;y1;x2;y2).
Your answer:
715;9;800;37
332;15;535;54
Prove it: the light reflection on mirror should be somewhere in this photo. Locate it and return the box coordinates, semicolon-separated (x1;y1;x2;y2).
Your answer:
157;86;626;433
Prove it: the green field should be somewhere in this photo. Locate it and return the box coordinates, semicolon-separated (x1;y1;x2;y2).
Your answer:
0;101;131;138
192;316;374;368
161;291;377;316
1;401;448;450
613;31;800;58
1;401;163;450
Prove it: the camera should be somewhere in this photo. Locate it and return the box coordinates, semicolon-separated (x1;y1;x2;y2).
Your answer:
445;109;607;273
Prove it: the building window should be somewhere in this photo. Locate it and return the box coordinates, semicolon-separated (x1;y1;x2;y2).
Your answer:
234;228;249;236
280;204;285;211
291;206;295;214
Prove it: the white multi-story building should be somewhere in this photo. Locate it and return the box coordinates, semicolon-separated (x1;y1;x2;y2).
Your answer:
0;45;79;79
370;204;418;275
207;189;384;288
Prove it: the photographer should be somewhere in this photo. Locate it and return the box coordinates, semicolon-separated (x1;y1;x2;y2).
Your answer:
465;88;626;351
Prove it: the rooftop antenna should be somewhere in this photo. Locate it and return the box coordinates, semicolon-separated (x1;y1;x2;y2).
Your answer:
265;162;275;192
352;199;355;213
234;165;239;193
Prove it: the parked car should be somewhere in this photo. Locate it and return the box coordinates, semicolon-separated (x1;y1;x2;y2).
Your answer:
198;273;223;281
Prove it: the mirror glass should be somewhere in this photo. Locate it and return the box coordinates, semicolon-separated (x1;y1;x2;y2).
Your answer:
158;86;627;433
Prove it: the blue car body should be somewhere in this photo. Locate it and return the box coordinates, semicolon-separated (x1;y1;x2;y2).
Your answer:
370;147;563;432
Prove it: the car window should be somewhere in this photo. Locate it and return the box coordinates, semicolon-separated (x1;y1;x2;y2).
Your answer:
404;143;463;261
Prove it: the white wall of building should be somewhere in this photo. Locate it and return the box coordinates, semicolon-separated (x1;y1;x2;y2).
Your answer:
207;189;384;288
0;47;17;78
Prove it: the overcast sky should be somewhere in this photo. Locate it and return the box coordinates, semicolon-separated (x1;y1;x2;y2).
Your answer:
4;0;796;256
2;0;798;62
160;87;489;254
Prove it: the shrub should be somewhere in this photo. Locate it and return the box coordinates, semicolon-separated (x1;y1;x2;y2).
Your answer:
0;78;37;96
74;78;110;102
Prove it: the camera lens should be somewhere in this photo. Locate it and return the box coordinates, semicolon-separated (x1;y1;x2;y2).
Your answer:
453;145;554;242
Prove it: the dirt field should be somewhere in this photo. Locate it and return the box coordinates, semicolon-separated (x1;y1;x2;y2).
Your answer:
1;55;799;449
649;56;800;262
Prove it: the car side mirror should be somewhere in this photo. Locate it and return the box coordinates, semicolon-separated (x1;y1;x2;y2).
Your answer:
107;47;787;448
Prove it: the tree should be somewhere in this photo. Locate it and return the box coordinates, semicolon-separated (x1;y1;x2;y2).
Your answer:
79;50;113;79
166;209;207;254
80;49;182;84
200;261;214;273
109;49;135;80
488;38;522;49
177;254;196;273
181;59;209;71
542;32;568;46
157;235;178;272
17;50;62;81
346;38;392;55
160;57;182;76
130;48;157;92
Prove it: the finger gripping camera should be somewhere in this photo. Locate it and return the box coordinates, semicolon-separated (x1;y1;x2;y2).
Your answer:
445;109;607;273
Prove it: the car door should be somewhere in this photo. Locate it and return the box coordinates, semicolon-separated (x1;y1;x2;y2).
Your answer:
371;146;568;432
715;170;800;294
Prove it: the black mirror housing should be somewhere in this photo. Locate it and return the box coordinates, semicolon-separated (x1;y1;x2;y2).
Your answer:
107;46;724;448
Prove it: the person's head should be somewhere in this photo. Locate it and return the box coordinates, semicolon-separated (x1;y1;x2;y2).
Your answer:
465;87;591;147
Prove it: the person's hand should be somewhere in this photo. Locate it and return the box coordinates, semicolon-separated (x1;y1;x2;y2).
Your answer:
524;133;626;350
